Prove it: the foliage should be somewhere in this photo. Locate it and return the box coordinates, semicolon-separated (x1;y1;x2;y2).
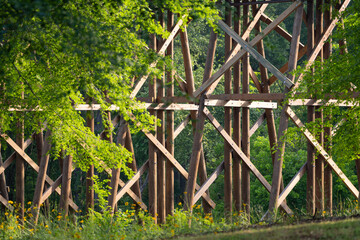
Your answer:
0;0;219;203
295;1;360;163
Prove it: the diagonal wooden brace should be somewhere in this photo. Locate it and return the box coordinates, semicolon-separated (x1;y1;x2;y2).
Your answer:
286;107;359;198
203;107;293;214
0;133;79;211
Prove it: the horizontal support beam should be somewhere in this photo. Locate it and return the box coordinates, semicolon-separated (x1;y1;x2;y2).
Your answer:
205;100;277;109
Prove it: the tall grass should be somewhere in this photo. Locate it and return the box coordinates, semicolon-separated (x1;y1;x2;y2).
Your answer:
0;199;358;240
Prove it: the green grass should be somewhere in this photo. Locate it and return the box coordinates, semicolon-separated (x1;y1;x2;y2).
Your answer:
1;200;359;239
184;217;360;240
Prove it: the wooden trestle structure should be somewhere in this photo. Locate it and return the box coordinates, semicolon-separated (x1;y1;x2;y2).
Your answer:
1;0;359;224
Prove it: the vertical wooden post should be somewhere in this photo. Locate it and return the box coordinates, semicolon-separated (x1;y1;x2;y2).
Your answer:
59;154;73;216
233;0;242;213
241;0;251;216
268;5;303;217
32;130;51;224
180;25;211;214
201;29;218;215
315;0;324;214
125;127;142;208
166;10;174;217
108;120;126;212
323;0;332;215
86;111;95;213
184;97;206;213
148;33;157;223
224;2;233;217
16;115;25;221
156;12;166;224
252;0;286;205
306;0;316;216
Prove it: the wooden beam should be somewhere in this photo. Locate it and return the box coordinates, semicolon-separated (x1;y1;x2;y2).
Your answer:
268;4;303;217
218;19;294;89
32;130;52;223
130;15;186;99
286;107;359;198
59;154;73;216
233;0;241;212
193;162;224;205
306;0;316;216
15;117;25;221
85;111;95;213
193;0;302;97
165;9;175;216
241;1;251;215
143;122;216;209
224;3;232;216
203;107;292;214
260;13;305;48
0;133;79;210
205;100;277;109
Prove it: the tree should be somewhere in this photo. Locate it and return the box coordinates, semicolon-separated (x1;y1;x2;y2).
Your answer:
0;0;219;201
296;1;360;163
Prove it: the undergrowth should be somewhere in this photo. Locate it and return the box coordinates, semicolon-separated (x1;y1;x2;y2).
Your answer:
0;199;359;240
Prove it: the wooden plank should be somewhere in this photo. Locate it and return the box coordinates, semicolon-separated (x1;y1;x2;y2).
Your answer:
261;162;307;219
143;127;216;209
174;114;191;138
40;175;62;205
111;113;192;211
0;134;33;175
306;0;316;216
200;28;218;215
193;0;302;97
277;163;307;207
1;133;79;210
85;111;94;213
193;161;224;205
130;15;186;99
15;117;25;221
224;4;232;215
241;1;251;215
148;33;157;223
203;107;293;214
157;13;166;223
165;9;175;217
218;19;294;88
59;155;73;216
250;113;266;137
286;107;359;198
249;66;262;91
207;93;285;101
115;161;149;203
268;45;307;85
268;5;303;216
260;14;305;48
108;121;126;212
288;99;360;106
205;100;277;109
324;0;332;214
233;0;241;212
32;130;52;223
